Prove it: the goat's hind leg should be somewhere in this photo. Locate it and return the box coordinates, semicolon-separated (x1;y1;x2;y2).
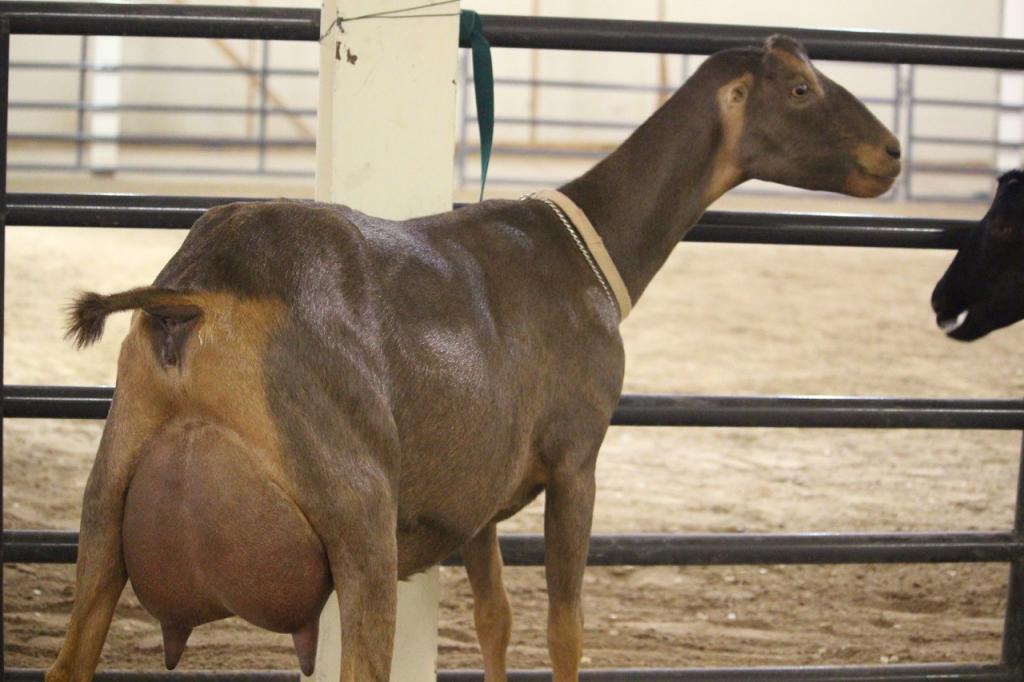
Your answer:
46;400;149;682
464;522;512;681
320;488;399;682
293;442;400;682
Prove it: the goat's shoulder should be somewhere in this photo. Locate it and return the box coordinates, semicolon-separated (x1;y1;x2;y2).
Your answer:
388;198;574;261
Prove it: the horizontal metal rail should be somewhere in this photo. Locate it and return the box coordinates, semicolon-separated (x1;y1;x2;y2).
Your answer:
7;386;1024;429
11;101;316;117
4;673;298;682
908;163;1005;177
444;667;1021;681
2;2;318;41
689;211;974;249
10;60;318;77
472;115;637;130
9;164;313;178
4;4;1024;69
9;132;313;148
912;136;1024;150
441;667;1021;681
5;192;253;227
474;16;1024;68
7;530;1021;566
5;665;1019;681
5;193;978;249
613;394;1024;429
912;97;1024;113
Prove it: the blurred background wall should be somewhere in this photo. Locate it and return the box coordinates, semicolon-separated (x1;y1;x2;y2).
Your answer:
6;0;1019;202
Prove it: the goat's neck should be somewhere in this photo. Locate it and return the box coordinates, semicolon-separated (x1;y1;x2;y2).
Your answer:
559;77;741;303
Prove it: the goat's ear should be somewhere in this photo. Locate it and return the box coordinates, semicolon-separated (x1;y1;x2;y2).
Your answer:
717;75;752;117
727;81;748;106
761;34;812;76
997;169;1023;188
763;34;809;61
760;33;822;93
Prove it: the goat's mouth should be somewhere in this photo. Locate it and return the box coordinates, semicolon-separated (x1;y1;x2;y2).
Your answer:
845;166;898;198
937;309;969;336
936;307;989;341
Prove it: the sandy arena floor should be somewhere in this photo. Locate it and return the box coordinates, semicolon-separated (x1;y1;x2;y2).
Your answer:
4;180;1023;674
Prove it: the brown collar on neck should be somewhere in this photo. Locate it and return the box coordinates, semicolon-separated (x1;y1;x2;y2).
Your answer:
530;189;632;321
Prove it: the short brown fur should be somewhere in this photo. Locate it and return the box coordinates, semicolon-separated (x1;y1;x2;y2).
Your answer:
48;36;898;682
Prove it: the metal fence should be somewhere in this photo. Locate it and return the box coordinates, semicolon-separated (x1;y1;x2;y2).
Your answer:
7;33;318;177
6;6;1024;201
3;3;1024;681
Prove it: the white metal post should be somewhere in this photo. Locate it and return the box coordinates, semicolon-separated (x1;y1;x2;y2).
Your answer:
88;35;122;172
998;0;1024;171
308;1;460;680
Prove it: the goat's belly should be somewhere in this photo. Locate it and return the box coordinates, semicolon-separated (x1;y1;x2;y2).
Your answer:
396;458;548;578
122;421;331;634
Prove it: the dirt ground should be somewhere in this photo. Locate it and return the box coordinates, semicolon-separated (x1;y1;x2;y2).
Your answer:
4;183;1024;675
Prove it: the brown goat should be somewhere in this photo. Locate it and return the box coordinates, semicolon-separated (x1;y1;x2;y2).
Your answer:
46;35;899;682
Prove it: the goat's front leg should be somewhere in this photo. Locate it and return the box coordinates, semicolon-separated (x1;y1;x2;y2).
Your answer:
464;522;512;681
544;462;597;682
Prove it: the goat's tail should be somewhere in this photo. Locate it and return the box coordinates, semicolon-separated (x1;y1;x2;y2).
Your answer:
66;287;203;349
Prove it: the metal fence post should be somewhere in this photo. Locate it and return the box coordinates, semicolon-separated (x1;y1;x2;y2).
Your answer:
889;63;904;202
312;1;460;678
456;50;469;190
1002;433;1024;675
74;35;87;169
903;65;916;201
1;15;9;672
997;0;1024;173
257;39;269;173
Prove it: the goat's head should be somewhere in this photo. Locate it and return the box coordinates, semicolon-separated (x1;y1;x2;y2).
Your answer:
931;170;1024;341
717;35;901;198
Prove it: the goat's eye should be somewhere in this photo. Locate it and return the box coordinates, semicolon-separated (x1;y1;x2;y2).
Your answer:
791;84;809;98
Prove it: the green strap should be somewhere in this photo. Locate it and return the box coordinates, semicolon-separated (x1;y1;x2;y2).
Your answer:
459;10;493;202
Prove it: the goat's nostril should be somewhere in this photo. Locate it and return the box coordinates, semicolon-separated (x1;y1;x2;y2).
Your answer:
886;143;902;161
